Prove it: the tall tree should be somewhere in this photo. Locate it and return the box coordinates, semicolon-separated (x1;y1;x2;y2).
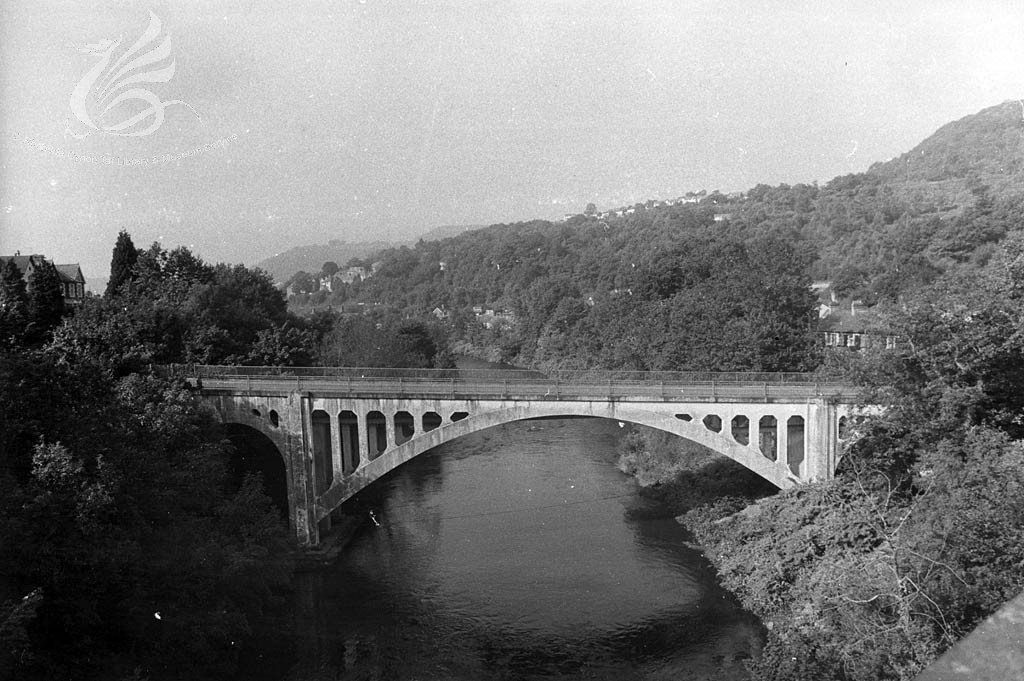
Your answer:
105;230;138;296
25;260;65;342
0;259;28;345
321;261;339;278
288;270;315;294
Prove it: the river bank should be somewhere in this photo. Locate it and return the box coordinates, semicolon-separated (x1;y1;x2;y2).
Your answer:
615;426;777;520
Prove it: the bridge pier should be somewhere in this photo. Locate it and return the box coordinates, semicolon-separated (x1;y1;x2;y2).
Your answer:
295;392;320;546
806;400;839;482
329;416;343;487
778;418;790;472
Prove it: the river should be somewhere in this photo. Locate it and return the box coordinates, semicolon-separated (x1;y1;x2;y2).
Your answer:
248;403;763;680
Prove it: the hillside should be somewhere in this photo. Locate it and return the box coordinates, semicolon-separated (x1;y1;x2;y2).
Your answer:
869;99;1024;186
275;100;1024;681
256;239;396;283
287;100;1024;369
256;225;486;283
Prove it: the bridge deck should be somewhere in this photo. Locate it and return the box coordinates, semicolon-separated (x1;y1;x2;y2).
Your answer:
173;366;855;403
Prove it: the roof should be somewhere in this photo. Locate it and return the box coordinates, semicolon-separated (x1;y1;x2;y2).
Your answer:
820;303;889;333
0;256;86;284
55;263;85;284
0;254;44;275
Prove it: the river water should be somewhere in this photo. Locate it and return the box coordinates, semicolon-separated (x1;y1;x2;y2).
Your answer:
263;414;763;681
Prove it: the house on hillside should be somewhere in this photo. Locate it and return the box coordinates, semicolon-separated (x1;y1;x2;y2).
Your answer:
338;266;368;284
0;253;86;305
815;281;899;350
479;308;516;330
55;264;86;304
0;253;45;282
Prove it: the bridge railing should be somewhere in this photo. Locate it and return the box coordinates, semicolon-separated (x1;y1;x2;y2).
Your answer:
161;364;823;384
160;365;853;401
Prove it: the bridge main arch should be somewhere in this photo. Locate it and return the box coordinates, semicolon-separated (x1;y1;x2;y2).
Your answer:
314;398;833;523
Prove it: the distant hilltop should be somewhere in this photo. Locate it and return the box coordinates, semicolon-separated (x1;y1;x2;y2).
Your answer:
260;100;1024;287
868;99;1024;187
256;224;485;283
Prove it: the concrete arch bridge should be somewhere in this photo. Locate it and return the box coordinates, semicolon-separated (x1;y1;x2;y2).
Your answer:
175;365;860;546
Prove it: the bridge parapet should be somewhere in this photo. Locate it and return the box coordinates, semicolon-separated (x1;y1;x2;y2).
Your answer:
166;365;856;404
166;364;831;383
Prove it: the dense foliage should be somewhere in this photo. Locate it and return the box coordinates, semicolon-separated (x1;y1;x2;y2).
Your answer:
23;260;65;345
0;239;307;679
678;239;1024;680
0;232;468;679
315;314;452;369
0;353;293;680
105;230;138;297
308;222;822;372
301;102;1024;376
0;258;29;347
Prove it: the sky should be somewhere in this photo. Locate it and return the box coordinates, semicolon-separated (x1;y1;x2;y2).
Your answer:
2;0;1024;285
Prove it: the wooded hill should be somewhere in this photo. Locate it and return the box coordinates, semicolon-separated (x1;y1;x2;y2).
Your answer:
256;225;487;284
306;100;1024;372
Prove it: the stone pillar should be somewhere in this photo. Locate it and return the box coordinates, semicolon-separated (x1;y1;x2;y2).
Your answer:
329;405;342;486
385;409;397;455
792;410;808;480
358;409;372;464
805;400;837;482
293;392;319;546
777;411;789;471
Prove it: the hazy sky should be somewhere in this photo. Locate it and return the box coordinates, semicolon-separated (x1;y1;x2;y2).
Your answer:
2;0;1023;283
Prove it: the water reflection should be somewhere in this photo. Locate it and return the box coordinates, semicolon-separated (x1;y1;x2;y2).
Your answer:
276;418;761;680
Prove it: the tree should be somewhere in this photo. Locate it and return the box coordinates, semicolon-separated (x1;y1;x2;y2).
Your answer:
245;326;315;366
394;320;439;368
105;230;138;296
25;259;64;343
288;271;315;294
0;258;28;345
0;360;293;679
683;240;1024;681
321;261;339;278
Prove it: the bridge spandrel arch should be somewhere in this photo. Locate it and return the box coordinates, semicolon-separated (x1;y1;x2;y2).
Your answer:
204;396;294;454
223;422;290;519
202;392;311;539
314;399;824;522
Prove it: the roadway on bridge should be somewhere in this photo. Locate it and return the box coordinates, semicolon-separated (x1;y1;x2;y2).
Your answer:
176;365;856;403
